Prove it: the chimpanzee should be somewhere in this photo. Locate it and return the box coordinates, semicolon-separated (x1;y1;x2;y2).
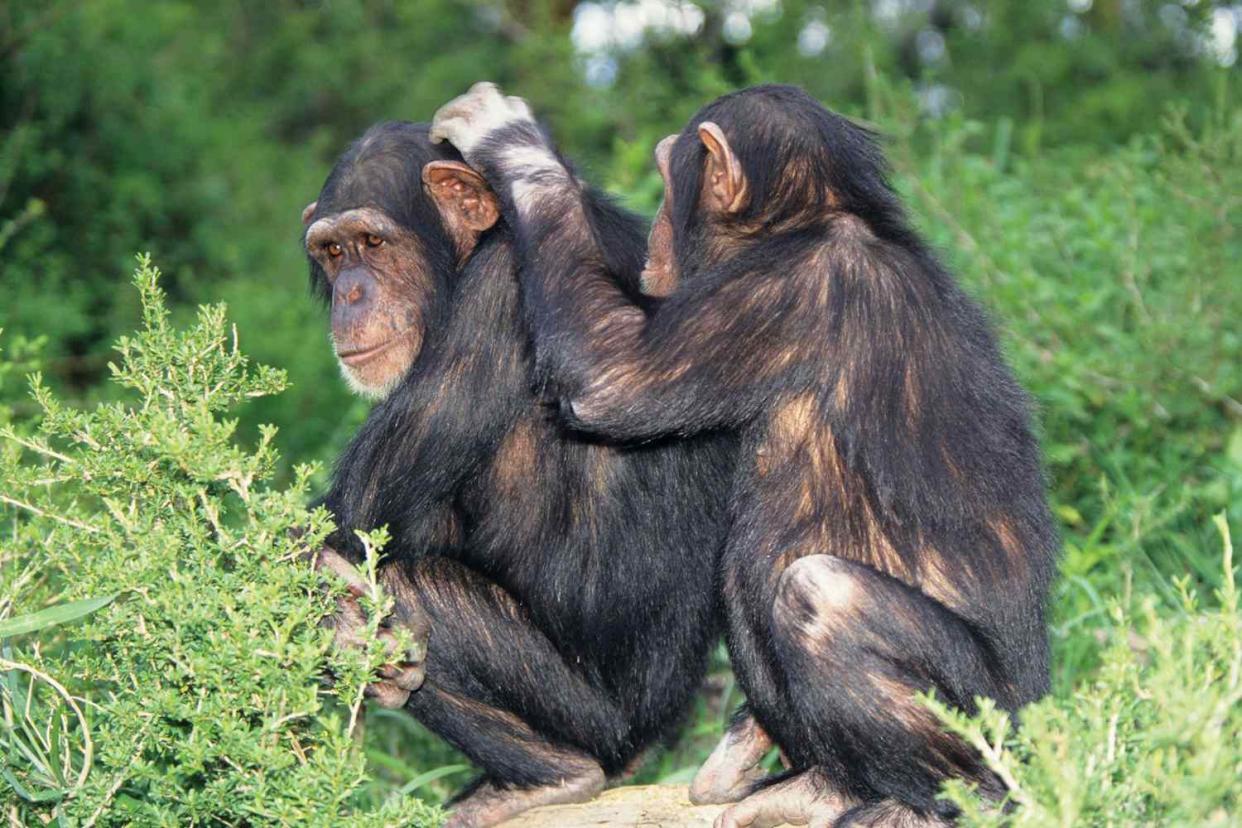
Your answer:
431;83;1058;826
301;122;734;827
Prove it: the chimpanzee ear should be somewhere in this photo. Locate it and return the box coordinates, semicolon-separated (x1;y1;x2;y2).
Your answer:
697;121;747;214
422;161;500;260
301;200;318;225
654;134;677;179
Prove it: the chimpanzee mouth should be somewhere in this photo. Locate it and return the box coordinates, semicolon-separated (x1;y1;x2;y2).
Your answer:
337;338;398;367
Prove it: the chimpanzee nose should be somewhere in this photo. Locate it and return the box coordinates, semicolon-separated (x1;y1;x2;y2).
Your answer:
332;267;373;329
335;267;368;306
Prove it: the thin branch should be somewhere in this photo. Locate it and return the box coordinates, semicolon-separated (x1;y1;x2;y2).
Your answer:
0;495;96;534
0;430;73;464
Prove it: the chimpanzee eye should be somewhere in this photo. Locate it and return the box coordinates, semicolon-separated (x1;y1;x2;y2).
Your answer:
326;242;343;258
365;233;384;248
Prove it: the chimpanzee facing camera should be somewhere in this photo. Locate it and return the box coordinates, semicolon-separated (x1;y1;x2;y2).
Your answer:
300;121;735;828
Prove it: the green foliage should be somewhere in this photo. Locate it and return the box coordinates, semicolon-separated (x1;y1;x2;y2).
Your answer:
929;515;1239;826
0;259;439;826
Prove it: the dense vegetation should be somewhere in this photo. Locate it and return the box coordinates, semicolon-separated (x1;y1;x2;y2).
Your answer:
1;1;1238;824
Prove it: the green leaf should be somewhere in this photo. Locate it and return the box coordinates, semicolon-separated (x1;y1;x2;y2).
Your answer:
1;766;64;804
0;594;117;640
397;764;470;796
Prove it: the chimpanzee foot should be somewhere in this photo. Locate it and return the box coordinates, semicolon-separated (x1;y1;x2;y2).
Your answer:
690;715;776;805
314;547;429;708
444;765;606;828
714;768;856;828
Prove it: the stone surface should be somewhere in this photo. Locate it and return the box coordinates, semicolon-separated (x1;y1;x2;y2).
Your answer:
502;784;725;827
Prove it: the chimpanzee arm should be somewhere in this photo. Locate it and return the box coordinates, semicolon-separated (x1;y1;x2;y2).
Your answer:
321;238;529;558
433;87;814;441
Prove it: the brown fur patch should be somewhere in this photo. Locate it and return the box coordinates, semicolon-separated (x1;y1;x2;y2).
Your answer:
758;394;839;555
866;671;940;732
916;545;967;612
757;394;918;581
904;364;922;427
989;515;1028;574
492;420;538;493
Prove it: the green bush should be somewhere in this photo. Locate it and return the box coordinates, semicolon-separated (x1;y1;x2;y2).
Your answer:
0;259;439;826
931;515;1239;826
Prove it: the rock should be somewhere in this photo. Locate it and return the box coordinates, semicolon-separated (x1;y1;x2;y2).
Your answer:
502;784;725;827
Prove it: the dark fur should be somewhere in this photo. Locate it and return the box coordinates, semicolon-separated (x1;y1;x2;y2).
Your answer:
469;85;1057;817
305;122;733;789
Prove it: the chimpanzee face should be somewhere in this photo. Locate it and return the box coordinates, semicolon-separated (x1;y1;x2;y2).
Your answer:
305;206;434;399
301;125;499;401
639;136;679;298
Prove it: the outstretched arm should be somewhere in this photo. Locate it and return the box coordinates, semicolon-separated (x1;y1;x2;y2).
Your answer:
432;84;804;441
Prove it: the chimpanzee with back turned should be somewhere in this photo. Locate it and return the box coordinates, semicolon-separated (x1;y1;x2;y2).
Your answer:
300;121;734;827
431;83;1058;827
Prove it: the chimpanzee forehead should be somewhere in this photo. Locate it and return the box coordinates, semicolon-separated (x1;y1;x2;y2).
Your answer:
305;207;403;246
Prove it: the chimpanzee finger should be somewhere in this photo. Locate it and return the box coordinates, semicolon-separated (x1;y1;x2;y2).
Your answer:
378;659;425;693
364;679;412;709
313;547;371;595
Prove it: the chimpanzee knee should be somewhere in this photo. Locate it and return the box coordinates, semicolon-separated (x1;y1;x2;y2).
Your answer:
766;554;1006;811
772;555;866;643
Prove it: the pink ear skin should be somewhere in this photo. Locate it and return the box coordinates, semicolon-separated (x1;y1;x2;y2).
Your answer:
302;200;318;225
422;160;502;260
696;122;747;214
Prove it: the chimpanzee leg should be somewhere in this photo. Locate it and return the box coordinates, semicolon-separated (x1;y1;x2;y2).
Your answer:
693;563;801;807
718;554;1009;828
386;556;630;827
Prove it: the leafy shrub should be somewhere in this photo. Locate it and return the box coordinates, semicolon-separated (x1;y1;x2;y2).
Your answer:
932;515;1239;826
0;258;439;826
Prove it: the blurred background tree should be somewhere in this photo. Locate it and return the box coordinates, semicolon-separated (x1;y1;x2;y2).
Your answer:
1;0;1238;817
1;0;1233;461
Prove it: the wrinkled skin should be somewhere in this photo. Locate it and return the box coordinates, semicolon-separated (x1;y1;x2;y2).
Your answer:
304;206;435;399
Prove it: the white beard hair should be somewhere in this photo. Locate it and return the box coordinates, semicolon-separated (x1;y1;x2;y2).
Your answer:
338;358;400;401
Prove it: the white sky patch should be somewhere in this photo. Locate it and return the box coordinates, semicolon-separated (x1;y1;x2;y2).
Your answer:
1159;2;1189;30
1067;0;1093;14
1205;6;1238;66
571;0;786;56
572;0;706;53
917;83;962;118
798;19;831;56
873;0;932;29
733;0;779;16
723;10;754;44
915;27;947;63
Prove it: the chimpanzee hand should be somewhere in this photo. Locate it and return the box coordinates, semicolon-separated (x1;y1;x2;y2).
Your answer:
314;547;429;709
429;82;536;162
